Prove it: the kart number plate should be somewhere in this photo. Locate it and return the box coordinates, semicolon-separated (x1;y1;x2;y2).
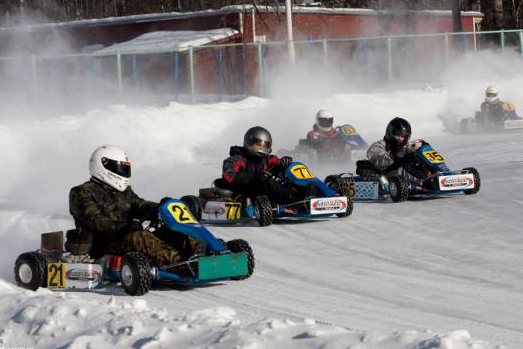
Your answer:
438;174;475;191
167;202;197;224
422;150;445;163
202;201;242;221
310;197;348;215
341;125;358;136
504;119;523;129
290;164;314;179
47;263;103;290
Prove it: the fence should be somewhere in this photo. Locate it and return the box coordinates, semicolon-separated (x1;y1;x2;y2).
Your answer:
0;29;522;107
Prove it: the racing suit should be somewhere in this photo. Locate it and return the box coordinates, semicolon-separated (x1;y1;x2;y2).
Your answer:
222;146;297;205
367;139;427;181
69;178;192;266
478;100;507;125
306;125;344;157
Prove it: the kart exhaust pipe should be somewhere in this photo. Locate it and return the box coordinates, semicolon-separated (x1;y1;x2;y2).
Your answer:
41;231;64;259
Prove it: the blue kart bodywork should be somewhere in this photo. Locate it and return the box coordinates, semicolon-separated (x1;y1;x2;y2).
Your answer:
196;162;352;226
339;141;480;202
106;199;250;286
13;199;253;296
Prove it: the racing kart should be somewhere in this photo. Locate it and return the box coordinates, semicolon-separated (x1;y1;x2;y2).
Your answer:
325;140;481;202
460;102;523;133
14;199;254;296
183;162;354;227
278;124;368;163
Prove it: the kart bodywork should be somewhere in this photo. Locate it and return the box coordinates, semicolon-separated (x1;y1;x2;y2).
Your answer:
14;199;254;295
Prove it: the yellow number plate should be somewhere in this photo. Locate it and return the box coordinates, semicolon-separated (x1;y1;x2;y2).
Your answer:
167;202;197;224
422;150;444;163
224;202;242;220
47;263;65;289
290;164;314;179
342;125;358;136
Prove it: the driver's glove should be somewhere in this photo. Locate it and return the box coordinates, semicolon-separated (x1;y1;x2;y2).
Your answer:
279;156;293;169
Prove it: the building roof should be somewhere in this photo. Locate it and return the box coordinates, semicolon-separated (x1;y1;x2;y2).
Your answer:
0;5;483;32
94;28;239;55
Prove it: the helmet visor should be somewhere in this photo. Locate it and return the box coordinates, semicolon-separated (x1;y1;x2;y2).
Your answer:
486;92;497;98
318;117;333;129
102;158;131;178
253;138;271;154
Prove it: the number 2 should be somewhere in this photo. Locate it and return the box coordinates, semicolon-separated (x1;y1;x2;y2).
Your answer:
47;263;65;288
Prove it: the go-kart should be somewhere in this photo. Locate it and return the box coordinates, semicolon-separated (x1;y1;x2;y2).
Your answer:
278;124;368;163
14;199;254;296
183;162;354;227
460;102;523;132
326;140;481;202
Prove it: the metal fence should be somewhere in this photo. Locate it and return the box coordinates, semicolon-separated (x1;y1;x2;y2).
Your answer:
0;29;522;107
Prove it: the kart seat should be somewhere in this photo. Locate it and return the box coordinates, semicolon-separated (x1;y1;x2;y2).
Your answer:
356;160;378;177
212;178;235;198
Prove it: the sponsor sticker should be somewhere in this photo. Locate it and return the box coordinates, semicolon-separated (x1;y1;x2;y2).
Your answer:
202;201;241;220
310;197;347;215
504;119;523;129
438;174;474;191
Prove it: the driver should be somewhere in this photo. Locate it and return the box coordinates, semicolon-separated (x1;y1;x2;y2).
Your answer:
479;86;506;123
367;117;426;180
222;126;297;204
69;145;195;266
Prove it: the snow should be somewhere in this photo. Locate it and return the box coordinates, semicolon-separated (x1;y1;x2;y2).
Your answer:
94;29;240;55
1;51;523;348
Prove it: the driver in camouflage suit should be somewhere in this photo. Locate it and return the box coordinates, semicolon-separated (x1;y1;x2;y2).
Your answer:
69;145;195;266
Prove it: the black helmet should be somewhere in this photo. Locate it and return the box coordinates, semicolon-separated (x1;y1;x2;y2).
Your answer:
243;126;272;158
385;117;411;148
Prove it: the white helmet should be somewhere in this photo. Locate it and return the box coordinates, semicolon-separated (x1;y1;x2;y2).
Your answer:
315;109;334;132
485;86;499;104
89;145;131;192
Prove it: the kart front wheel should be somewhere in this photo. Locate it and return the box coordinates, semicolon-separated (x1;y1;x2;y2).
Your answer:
120;252;153;296
389;176;409;202
227;239;255;280
463;167;481;195
14;252;47;291
180;195;202;221
254;195;273;227
337;197;354;218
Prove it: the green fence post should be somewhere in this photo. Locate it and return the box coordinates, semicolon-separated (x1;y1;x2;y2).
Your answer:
116;52;123;98
444;32;450;65
322;38;328;64
257;42;264;97
500;29;505;52
387;36;393;84
519;30;523;58
189;46;195;104
31;54;37;99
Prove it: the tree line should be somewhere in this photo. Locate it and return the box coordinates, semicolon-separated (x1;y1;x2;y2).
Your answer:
0;0;520;30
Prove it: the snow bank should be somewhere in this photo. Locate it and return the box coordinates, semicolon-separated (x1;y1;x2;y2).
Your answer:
0;281;492;349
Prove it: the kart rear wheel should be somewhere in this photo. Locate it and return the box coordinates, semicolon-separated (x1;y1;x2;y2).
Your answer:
462;167;481;195
254;195;273;227
226;239;255;280
120;252;153;296
389;176;409;202
180;195;202;221
337;197;354;218
14;252;47;291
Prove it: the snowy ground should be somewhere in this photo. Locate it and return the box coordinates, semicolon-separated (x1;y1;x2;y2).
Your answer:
0;52;522;349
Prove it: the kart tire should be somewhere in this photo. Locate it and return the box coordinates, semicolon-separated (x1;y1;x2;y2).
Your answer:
14;252;47;291
389;176;409;202
226;239;255;280
462;167;481;195
254;195;273;227
337;197;354;218
324;175;356;198
120;252;153;296
180;195;202;221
